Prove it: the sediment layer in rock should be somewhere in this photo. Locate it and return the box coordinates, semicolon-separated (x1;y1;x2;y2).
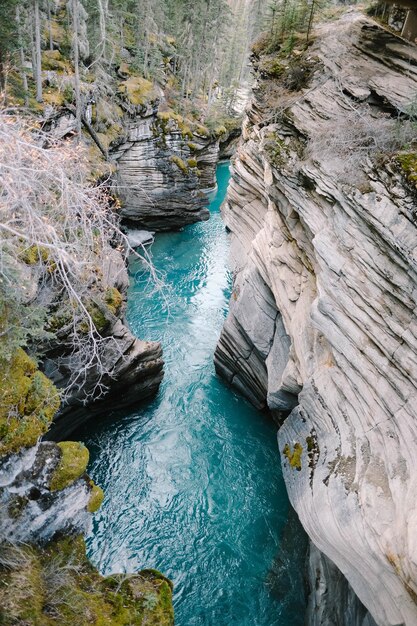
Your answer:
41;248;163;439
112;112;220;230
216;11;417;625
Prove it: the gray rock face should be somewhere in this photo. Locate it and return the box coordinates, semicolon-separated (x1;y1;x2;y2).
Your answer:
0;443;91;543
307;542;378;626
40;247;163;440
216;11;417;626
112;111;219;230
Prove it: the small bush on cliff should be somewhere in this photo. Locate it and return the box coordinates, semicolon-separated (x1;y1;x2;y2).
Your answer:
307;101;417;185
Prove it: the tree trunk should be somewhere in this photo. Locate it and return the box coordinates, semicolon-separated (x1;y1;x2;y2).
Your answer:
0;49;5;92
72;0;82;139
307;0;316;41
16;6;29;106
47;0;54;51
33;0;43;102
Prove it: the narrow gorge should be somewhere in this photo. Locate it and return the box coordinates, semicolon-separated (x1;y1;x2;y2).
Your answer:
2;0;417;625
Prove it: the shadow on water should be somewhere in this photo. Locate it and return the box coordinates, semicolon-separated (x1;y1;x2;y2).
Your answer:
75;162;307;626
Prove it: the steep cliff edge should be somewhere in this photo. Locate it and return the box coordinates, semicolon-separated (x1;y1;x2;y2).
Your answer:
215;11;417;625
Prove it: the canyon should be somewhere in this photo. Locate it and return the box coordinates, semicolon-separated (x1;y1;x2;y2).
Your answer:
2;2;417;624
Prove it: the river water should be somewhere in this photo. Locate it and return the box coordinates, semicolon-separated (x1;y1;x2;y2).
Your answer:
78;163;306;625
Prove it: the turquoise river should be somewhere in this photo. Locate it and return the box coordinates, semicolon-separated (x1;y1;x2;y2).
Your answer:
78;163;307;625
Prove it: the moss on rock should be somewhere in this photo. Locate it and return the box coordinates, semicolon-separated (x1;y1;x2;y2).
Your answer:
117;77;156;107
49;442;89;491
193;123;210;138
397;151;417;185
87;481;104;513
170;155;189;174
0;536;175;626
20;244;49;265
85;301;109;333
283;442;303;471
41;50;71;72
0;349;60;457
105;287;123;315
156;111;193;139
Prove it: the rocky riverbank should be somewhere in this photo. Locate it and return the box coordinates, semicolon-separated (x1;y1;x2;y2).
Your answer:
215;10;417;625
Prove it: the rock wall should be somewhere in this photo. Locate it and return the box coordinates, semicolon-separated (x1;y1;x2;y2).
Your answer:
307;543;377;626
112;110;210;230
43;247;163;440
215;11;417;626
112;108;239;231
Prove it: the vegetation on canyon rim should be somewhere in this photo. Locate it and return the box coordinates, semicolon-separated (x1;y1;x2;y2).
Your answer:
251;0;417;189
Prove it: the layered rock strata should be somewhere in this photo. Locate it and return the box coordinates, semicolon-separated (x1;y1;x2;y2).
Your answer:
216;11;417;625
307;543;377;626
112;109;238;230
113;111;207;230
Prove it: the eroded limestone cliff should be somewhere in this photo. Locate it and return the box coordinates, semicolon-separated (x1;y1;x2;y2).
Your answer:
215;11;417;625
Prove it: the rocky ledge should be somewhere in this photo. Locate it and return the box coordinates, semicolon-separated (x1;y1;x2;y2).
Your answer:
0;353;173;625
39;246;164;440
215;11;417;626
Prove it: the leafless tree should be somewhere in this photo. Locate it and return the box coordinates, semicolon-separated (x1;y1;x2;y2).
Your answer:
0;111;163;403
32;0;43;103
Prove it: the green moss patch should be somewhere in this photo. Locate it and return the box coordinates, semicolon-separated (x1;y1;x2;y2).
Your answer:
41;50;71;72
397;152;417;185
49;442;89;491
283;442;303;471
105;287;123;315
156;111;193;139
0;349;60;457
0;536;174;625
170;155;189;174
258;56;286;78
84;300;109;333
193;123;210;138
87;481;104;513
20;244;49;265
118;77;157;107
